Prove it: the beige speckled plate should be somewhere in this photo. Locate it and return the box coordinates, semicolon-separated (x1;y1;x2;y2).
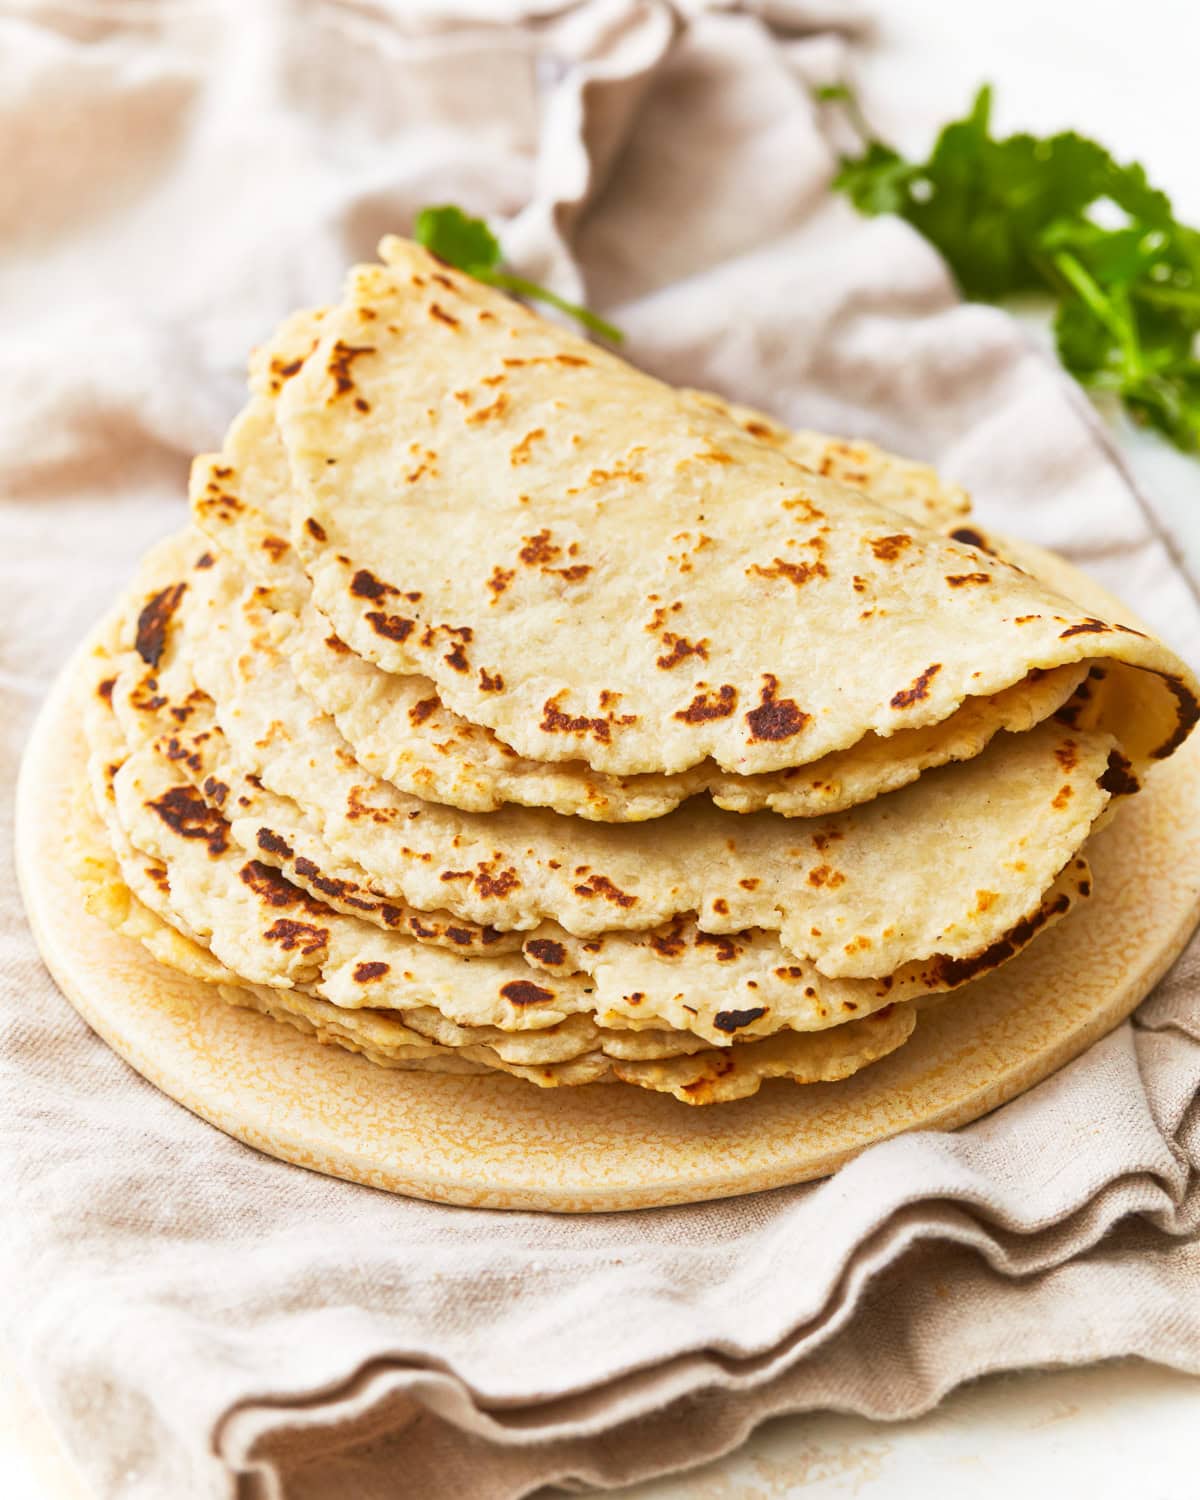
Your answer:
17;560;1200;1212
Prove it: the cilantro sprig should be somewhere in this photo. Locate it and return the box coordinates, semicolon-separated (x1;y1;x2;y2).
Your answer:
413;205;622;344
826;85;1200;452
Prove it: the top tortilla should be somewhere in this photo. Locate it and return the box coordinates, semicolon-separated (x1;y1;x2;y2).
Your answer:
273;237;1198;777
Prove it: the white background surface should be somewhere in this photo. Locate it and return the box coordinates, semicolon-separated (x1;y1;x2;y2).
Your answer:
5;0;1200;1494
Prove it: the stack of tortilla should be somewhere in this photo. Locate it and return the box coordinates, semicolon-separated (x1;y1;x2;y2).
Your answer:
76;237;1200;1105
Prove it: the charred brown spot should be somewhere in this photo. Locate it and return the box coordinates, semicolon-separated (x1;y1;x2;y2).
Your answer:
160;736;201;773
351;569;397;602
487;566;515;599
323;634;351;656
1099;748;1140;797
774;966;804;981
520;529;561;567
202;775;229;807
353;961;390;983
466;393;508;424
305;518;327;542
891;662;942;710
327;341;375;398
1151;677;1200;760
1054;741;1079;772
552;563;592;583
429;303;459;328
713;898;729;915
147;785;228;855
500;980;554;1006
255;828;294;859
649;926;687;958
366;612;415;643
868;534;912;562
574;874;636;908
807;864;846;889
541;694;633;744
1051;784;1074;810
695;931;739;962
946;572;991;587
510;428;545;467
746;675;810;742
478;668;504;692
263;917;328;954
749;557;828;588
475;867;520;898
261;535;289;561
656;634;708;670
713;1006;766;1033
1060;618;1110;639
135;583;187;667
739;877;760;891
676;685;737;724
950;526;993;553
239;860;321;910
409;697;439;727
525;938;566;966
97;676;116;702
194;552;215;570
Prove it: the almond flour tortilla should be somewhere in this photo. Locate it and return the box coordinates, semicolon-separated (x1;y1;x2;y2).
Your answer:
189;317;1081;824
95;588;1092;1045
273;237;1197;778
103;538;1104;1045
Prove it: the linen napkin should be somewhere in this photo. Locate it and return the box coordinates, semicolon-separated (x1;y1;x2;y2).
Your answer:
2;3;1199;1497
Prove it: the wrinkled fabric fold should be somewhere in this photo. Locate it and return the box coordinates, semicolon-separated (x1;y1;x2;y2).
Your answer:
2;2;1200;1497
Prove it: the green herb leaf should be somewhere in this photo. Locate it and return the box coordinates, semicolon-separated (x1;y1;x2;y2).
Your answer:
413;204;622;344
827;84;1200;452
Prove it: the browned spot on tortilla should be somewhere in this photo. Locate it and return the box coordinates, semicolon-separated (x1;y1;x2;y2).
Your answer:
742;419;774;438
712;898;729;915
946;572;990;587
305;518;326;542
520;529;561;567
746;674;810;741
327;341;374;399
261;536;289;561
429;303;459;328
656;634;708;670
350;570;397;602
891;662;942;710
974;890;998;913
649;924;687;958
1054;740;1079;772
1151;677;1200;760
1060;618;1110;639
950;526;993;553
676;686;737;724
510;428;545;466
238;860;327;914
868;534;912;561
135;583;187;667
408;697;439;727
474;867;520;898
263;917;329;954
194;552;215;569
500;980;554;1006
366;612;414;643
255;828;294;858
466;392;508;424
96;676;116;702
551;564;592;583
574;874;636;908
353;961;390;983
541;693;633;744
713;1006;766;1033
444;641;470;671
479;668;504;692
695;931;739;961
739;878;760;891
1051;784;1074;810
1099;749;1140;796
774;966;804;981
749;557;828;588
525;938;566;967
807;864;845;889
488;566;515;599
147;785;227;855
202;775;228;807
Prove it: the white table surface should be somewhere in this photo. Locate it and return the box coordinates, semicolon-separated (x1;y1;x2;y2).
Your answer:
6;0;1200;1493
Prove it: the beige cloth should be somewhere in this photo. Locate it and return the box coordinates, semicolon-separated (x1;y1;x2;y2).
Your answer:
3;2;1200;1496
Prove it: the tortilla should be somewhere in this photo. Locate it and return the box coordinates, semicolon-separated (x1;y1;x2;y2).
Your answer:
270;238;1196;779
